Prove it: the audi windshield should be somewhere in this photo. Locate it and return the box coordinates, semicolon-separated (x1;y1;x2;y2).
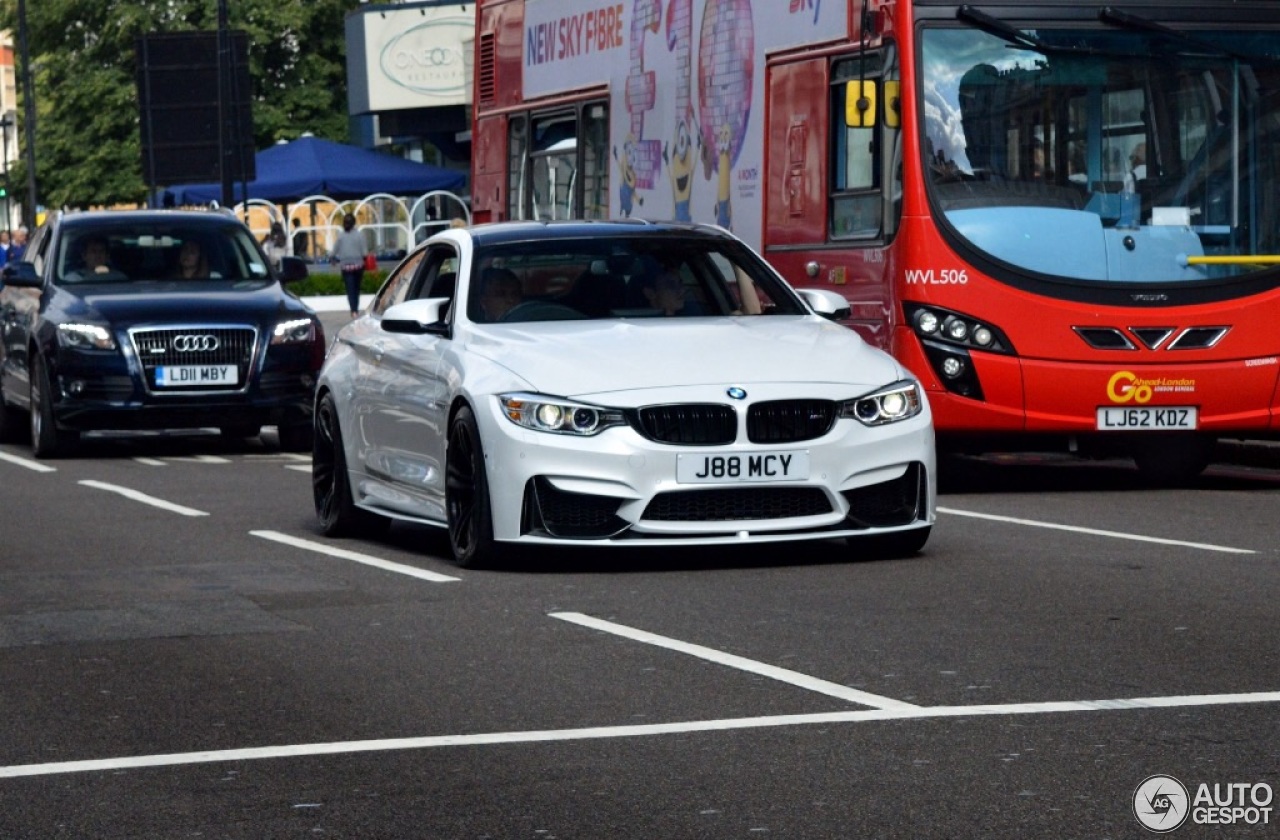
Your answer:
53;222;276;286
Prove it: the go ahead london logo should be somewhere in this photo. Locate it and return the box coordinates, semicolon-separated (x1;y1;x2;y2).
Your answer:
1133;774;1274;832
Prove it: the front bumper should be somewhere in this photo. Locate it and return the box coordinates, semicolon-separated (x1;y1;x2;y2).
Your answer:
475;392;936;547
47;345;317;432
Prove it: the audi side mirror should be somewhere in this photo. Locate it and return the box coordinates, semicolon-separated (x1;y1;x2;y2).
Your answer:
1;262;42;288
278;256;309;284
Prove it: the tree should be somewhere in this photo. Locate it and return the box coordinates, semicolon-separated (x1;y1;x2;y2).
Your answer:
0;0;355;209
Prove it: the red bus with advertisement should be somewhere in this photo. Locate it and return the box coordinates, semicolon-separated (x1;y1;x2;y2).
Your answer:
470;0;1280;482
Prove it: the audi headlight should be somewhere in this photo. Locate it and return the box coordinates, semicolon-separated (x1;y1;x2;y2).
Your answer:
271;318;315;345
499;393;626;436
57;323;116;351
839;380;923;426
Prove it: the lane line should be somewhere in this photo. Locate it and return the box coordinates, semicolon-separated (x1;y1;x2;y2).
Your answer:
284;464;311;473
939;506;1256;554
4;690;1277;779
78;480;208;516
0;451;56;473
250;530;461;583
550;611;919;710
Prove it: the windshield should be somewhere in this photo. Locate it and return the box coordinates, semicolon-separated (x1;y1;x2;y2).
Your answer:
466;236;807;323
55;222;274;286
921;23;1280;284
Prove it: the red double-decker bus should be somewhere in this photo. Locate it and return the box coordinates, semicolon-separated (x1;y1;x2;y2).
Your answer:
470;0;1280;482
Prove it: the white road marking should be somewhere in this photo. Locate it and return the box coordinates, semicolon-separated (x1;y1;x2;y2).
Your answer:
284;464;311;473
132;455;232;465
938;506;1256;554
250;530;461;583
551;611;918;710
133;458;167;466
78;480;208;516
3;690;1277;779
0;451;56;472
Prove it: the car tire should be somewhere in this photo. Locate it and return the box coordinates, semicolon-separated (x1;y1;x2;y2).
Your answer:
219;423;261;440
29;354;78;459
446;405;505;568
0;381;27;444
313;392;389;538
276;422;313;453
849;526;931;559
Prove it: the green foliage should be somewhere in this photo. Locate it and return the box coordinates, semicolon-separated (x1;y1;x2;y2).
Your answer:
0;0;355;209
288;269;386;298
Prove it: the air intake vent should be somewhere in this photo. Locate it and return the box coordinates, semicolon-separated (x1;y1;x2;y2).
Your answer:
1073;327;1134;350
1130;327;1175;350
477;32;496;106
1168;327;1229;350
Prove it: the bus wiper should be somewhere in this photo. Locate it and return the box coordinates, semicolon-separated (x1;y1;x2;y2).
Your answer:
956;5;1107;56
1098;6;1278;67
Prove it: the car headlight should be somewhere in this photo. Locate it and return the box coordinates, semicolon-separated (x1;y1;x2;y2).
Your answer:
839;380;923;426
271;318;315;345
499;393;626;436
57;323;116;351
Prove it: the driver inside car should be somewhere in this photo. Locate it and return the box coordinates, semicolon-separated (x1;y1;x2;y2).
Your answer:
64;236;115;281
477;266;524;321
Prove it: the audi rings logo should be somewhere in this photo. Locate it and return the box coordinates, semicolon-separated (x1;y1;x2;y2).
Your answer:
172;334;219;352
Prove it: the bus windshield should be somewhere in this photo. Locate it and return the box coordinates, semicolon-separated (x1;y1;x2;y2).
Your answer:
921;23;1280;285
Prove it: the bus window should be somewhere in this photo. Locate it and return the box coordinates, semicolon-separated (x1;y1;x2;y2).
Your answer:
508;101;610;222
830;49;899;241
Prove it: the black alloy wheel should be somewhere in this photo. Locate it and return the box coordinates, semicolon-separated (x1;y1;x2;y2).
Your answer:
446;405;503;568
313;392;388;538
29;354;78;459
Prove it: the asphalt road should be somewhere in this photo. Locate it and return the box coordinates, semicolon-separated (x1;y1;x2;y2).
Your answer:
0;312;1277;838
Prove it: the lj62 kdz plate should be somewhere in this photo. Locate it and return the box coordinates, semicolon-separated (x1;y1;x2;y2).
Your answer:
1096;406;1197;430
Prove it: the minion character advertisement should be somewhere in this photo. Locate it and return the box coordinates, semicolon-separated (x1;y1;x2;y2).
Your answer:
521;0;846;251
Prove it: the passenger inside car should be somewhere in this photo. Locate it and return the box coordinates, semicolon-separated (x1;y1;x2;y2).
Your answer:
177;239;212;279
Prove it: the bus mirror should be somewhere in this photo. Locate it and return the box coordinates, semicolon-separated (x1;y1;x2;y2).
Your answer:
845;80;878;128
884;81;901;128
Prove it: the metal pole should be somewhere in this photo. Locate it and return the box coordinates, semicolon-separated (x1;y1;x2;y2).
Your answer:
217;0;233;207
17;0;38;226
1;114;11;236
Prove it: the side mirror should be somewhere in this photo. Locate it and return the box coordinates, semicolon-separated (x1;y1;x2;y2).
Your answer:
1;261;42;288
845;80;878;128
381;297;451;336
278;256;309;284
795;288;852;321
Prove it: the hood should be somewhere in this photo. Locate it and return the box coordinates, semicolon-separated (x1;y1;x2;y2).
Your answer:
52;281;312;326
464;316;905;399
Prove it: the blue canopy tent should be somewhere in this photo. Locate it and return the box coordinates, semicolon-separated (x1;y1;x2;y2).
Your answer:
163;135;466;204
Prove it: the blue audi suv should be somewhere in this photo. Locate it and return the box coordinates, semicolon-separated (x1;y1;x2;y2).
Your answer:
0;209;325;457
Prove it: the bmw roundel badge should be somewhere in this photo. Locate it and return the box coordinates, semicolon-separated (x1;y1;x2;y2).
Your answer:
726;387;748;400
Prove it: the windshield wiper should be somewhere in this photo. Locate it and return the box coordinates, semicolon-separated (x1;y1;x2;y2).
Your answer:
1098;6;1279;68
956;5;1108;56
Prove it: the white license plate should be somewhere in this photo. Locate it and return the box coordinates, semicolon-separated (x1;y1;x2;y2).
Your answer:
1096;406;1197;430
676;451;810;484
156;365;239;387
